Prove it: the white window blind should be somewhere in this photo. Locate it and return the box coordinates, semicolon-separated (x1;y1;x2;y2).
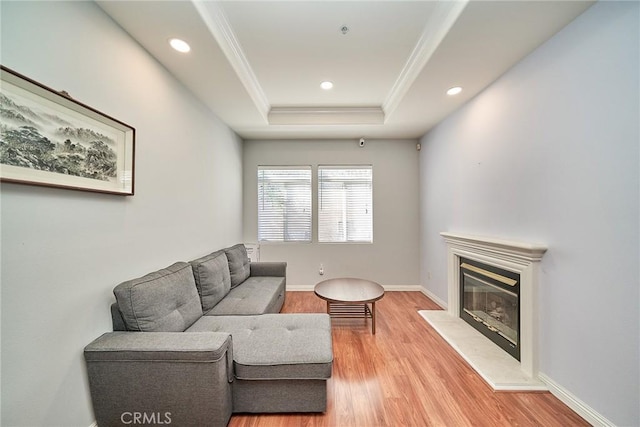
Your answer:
318;165;373;243
258;167;311;242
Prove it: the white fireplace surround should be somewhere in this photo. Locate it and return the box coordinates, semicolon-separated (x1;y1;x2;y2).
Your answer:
440;232;547;380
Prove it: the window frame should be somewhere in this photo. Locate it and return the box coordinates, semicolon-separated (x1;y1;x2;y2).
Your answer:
257;165;312;243
317;164;373;244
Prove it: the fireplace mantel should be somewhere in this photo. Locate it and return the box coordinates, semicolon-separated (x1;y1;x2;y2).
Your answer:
440;232;547;380
440;232;547;263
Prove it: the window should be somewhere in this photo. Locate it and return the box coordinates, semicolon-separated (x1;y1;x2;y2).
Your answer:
257;167;311;242
318;165;373;243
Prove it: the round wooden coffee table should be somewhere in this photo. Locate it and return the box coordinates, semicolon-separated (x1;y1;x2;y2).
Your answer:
314;278;385;334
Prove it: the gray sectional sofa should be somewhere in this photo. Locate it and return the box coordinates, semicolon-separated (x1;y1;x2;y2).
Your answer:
84;244;333;427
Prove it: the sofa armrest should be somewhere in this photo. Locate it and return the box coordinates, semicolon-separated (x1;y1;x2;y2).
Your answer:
84;331;234;427
85;331;231;363
250;261;287;277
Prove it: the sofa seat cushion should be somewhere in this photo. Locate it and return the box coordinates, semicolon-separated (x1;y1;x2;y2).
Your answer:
190;250;231;313
224;244;250;288
186;314;333;380
205;277;284;315
113;262;203;332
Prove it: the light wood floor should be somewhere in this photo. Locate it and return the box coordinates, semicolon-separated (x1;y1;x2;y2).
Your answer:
229;291;589;427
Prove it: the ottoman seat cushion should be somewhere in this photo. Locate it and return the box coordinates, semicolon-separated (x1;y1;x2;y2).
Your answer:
187;314;333;380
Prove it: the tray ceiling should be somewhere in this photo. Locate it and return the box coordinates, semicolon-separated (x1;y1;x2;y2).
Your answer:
97;0;594;140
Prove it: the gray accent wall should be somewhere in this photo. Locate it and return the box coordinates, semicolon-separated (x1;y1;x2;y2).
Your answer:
419;2;639;425
1;2;243;426
243;139;420;289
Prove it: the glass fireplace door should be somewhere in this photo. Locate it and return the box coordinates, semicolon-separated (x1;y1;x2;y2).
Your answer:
460;259;520;360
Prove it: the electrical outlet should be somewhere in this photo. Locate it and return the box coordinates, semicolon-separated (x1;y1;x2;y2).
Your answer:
319;264;324;276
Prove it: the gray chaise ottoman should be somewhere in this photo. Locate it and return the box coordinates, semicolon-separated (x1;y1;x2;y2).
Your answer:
187;313;333;413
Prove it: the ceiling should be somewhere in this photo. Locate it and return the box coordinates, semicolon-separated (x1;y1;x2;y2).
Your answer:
96;0;594;140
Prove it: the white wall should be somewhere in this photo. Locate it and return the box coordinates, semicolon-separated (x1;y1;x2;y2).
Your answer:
243;139;420;289
419;2;639;425
0;2;243;426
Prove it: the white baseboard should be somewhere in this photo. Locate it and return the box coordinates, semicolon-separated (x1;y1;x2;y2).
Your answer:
384;285;423;291
420;288;447;309
287;285;423;292
538;373;615;427
286;286;314;291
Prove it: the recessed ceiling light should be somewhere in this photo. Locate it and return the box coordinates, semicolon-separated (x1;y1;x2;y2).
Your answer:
320;81;334;90
169;38;191;53
447;86;462;96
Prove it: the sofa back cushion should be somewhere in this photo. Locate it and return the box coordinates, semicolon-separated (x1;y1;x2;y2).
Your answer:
113;262;203;332
224;244;250;288
190;250;231;313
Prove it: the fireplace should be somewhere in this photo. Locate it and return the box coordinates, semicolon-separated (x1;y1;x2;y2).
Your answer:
460;258;520;360
440;232;547;382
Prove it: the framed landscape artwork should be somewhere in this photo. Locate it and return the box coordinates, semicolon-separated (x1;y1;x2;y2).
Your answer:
0;66;135;195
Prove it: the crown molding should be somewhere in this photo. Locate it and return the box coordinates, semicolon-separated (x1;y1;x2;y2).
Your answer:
192;0;270;121
192;0;466;128
382;0;469;120
268;106;384;125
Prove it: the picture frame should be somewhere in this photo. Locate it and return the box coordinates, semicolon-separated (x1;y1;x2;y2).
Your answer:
0;65;135;195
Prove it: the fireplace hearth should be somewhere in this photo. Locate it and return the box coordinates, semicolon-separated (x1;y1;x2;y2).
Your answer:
460;258;520;360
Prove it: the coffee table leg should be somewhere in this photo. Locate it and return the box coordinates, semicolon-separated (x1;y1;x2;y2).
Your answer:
372;301;376;334
326;301;330;315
